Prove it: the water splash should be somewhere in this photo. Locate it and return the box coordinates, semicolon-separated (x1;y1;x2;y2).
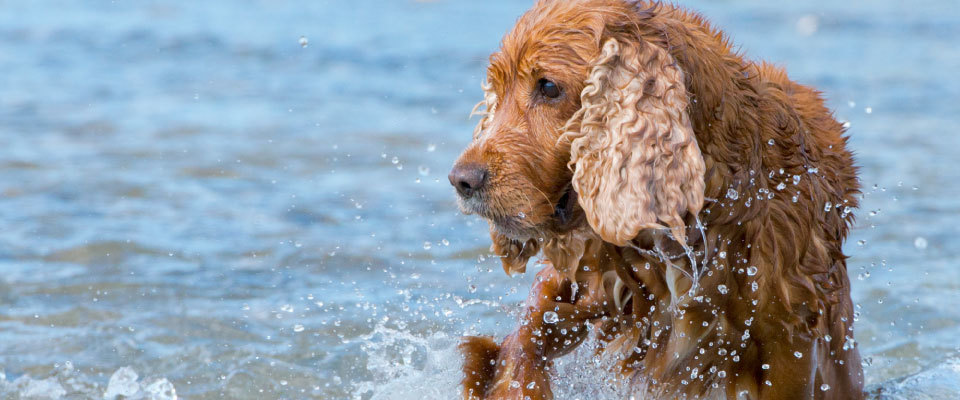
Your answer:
353;324;461;400
351;323;634;400
0;364;176;400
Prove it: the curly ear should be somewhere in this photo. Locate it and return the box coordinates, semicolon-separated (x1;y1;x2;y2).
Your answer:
490;227;540;276
563;38;705;247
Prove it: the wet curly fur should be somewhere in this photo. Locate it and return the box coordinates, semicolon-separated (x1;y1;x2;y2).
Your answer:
451;1;864;399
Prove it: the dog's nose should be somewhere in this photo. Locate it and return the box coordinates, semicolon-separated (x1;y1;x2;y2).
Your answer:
448;163;488;197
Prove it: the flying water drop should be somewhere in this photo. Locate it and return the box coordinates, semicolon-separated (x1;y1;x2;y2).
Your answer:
543;311;559;324
914;237;928;250
726;188;739;200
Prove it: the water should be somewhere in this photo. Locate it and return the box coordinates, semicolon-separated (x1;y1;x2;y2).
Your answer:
0;0;958;398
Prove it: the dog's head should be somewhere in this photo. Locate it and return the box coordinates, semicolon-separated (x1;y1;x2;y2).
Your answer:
449;0;705;272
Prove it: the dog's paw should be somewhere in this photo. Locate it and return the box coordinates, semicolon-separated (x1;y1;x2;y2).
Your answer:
459;336;500;399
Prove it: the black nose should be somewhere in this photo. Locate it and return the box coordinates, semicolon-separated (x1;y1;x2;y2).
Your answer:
448;163;488;197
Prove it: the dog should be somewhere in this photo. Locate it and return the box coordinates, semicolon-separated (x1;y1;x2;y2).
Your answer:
448;1;864;399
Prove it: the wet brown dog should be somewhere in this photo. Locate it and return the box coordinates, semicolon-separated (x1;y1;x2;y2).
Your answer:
448;1;864;399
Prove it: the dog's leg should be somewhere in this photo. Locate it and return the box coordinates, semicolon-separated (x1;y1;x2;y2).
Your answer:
460;335;501;400
460;266;608;399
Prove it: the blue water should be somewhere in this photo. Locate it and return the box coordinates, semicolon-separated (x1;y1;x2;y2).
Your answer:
0;1;958;399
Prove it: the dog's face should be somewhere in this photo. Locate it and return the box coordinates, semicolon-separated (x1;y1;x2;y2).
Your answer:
448;1;599;241
450;0;706;253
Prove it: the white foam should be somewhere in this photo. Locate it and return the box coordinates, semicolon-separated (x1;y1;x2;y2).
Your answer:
0;365;177;400
14;376;66;399
353;324;461;400
104;367;140;399
353;324;629;400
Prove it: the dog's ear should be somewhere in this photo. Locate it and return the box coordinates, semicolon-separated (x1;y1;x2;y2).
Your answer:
489;227;540;276
562;38;705;246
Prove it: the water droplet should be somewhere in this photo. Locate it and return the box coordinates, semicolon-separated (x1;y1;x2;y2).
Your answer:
718;371;727;378
280;304;294;313
423;241;432;250
717;285;728;295
794;351;803;358
441;239;450;246
761;363;770;370
293;324;305;333
510;381;521;389
418;165;430;176
298;36;308;48
820;384;830;391
517;212;526;219
824;201;832;212
718;251;727;259
526;381;536;390
857;240;866;246
767;139;775;145
807;167;819;174
726;188;739;200
746;266;758;276
391;156;399;164
796;14;818;36
864;107;872;114
914;237;928;250
543;311;559;324
776;182;786;191
792;175;801;185
426;144;437;152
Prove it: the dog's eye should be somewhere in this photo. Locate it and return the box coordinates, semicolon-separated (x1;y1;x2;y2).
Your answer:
538;79;561;99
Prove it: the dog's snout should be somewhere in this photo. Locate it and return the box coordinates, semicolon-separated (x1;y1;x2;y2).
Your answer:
448;163;488;197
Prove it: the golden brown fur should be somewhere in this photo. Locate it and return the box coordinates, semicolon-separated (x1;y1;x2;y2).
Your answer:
450;1;864;399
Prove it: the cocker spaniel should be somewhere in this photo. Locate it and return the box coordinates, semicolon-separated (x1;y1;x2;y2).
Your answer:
448;1;864;399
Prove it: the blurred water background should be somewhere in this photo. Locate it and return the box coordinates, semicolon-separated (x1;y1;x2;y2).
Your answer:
1;0;959;398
